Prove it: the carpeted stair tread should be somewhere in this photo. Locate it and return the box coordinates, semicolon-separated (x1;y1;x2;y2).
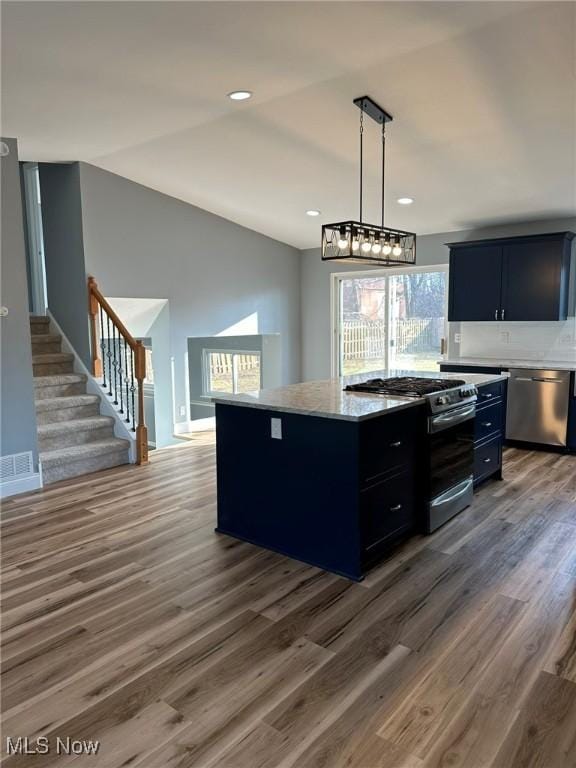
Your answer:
40;438;130;468
32;352;74;364
31;334;62;345
37;416;114;436
30;315;50;325
34;373;87;388
36;394;100;412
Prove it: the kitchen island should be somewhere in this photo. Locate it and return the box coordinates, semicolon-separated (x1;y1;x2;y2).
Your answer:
213;370;507;580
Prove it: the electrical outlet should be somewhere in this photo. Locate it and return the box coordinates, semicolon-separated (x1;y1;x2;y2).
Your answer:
454;333;461;343
271;417;282;440
179;405;186;417
500;331;510;343
560;334;573;345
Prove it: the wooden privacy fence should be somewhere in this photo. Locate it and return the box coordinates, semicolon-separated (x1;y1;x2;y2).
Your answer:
342;317;443;360
208;352;260;376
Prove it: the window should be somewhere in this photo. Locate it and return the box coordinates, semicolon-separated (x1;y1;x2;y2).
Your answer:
334;266;448;376
202;350;262;396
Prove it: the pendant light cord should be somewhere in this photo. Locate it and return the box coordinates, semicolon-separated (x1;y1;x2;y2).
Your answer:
359;110;364;223
381;123;386;228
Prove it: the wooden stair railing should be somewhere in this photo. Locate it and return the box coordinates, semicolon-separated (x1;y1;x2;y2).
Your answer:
88;276;148;464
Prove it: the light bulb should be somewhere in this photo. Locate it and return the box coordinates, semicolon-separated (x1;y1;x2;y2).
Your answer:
337;237;349;250
228;90;253;101
372;241;382;254
351;238;360;252
361;240;372;253
392;243;403;257
382;242;392;256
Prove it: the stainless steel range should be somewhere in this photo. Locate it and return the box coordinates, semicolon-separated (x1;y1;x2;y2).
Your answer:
346;376;478;532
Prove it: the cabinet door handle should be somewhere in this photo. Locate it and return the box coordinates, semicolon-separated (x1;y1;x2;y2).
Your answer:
481;393;493;399
501;309;505;320
483;457;492;463
494;309;499;320
481;421;492;427
390;441;402;447
390;504;403;512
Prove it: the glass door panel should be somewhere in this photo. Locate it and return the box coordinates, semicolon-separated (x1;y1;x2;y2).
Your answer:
337;269;447;376
388;271;447;372
340;277;388;377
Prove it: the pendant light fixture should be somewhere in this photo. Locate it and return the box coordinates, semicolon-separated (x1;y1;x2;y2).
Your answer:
321;96;416;266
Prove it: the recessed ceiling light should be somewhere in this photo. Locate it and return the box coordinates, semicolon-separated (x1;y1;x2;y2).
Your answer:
397;197;414;205
306;209;321;217
228;90;252;101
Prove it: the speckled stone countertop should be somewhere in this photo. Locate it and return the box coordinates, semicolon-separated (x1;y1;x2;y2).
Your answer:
212;369;509;422
439;357;575;371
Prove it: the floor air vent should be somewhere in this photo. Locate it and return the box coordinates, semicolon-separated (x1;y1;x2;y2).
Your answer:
1;451;34;481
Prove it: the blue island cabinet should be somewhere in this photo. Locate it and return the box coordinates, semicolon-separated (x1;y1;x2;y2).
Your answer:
215;402;424;581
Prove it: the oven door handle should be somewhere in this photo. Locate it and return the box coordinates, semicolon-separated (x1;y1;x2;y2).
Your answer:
430;477;474;508
429;404;476;433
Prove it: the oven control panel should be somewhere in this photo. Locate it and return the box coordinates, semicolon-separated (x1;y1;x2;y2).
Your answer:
429;385;478;414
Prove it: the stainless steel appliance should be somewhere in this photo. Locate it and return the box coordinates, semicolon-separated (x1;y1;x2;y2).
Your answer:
425;384;477;532
506;369;571;447
345;377;478;532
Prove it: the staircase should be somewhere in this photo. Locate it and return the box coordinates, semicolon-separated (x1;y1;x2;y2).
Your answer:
31;316;131;484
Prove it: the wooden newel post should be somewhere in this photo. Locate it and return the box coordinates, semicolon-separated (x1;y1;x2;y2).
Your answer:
87;276;103;377
134;340;149;465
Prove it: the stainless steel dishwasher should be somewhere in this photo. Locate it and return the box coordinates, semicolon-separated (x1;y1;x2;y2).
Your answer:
506;369;571;446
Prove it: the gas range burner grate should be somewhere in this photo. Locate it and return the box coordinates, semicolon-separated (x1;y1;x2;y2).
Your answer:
345;376;466;398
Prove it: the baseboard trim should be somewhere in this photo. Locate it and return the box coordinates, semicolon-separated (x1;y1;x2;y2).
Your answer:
0;472;43;499
174;417;215;434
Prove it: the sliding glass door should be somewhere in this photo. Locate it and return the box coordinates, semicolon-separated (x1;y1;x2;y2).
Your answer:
335;266;448;377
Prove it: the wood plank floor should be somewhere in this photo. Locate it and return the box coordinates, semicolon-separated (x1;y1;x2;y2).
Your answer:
1;435;575;768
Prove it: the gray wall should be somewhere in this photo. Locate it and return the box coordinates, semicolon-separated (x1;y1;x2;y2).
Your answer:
0;138;39;468
38;163;91;366
301;217;576;381
77;163;301;426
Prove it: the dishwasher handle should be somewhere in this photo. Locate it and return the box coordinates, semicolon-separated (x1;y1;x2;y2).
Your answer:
512;376;566;384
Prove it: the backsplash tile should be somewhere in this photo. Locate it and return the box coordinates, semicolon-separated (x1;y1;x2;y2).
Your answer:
449;319;576;363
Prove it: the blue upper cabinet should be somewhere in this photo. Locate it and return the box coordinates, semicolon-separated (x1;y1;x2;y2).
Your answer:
448;232;574;322
448;244;503;321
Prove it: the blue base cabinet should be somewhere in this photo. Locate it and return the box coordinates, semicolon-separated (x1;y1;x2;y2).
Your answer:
440;365;506;485
215;403;425;581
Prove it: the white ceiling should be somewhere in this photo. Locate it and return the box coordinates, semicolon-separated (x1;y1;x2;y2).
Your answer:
3;1;575;248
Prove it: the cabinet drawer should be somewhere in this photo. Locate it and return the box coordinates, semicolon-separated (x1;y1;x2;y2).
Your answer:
474;436;502;484
474;400;504;442
477;380;505;405
361;470;416;552
359;408;422;485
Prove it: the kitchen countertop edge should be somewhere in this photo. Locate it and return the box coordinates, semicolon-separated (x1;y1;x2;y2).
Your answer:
212;370;509;422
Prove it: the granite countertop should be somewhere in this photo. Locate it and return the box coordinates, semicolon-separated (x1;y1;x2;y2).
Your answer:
212;369;508;422
440;357;575;371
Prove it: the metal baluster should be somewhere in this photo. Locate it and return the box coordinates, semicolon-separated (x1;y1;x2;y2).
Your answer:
124;339;131;424
117;333;124;414
106;314;113;396
130;345;136;432
99;304;107;390
112;324;118;404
